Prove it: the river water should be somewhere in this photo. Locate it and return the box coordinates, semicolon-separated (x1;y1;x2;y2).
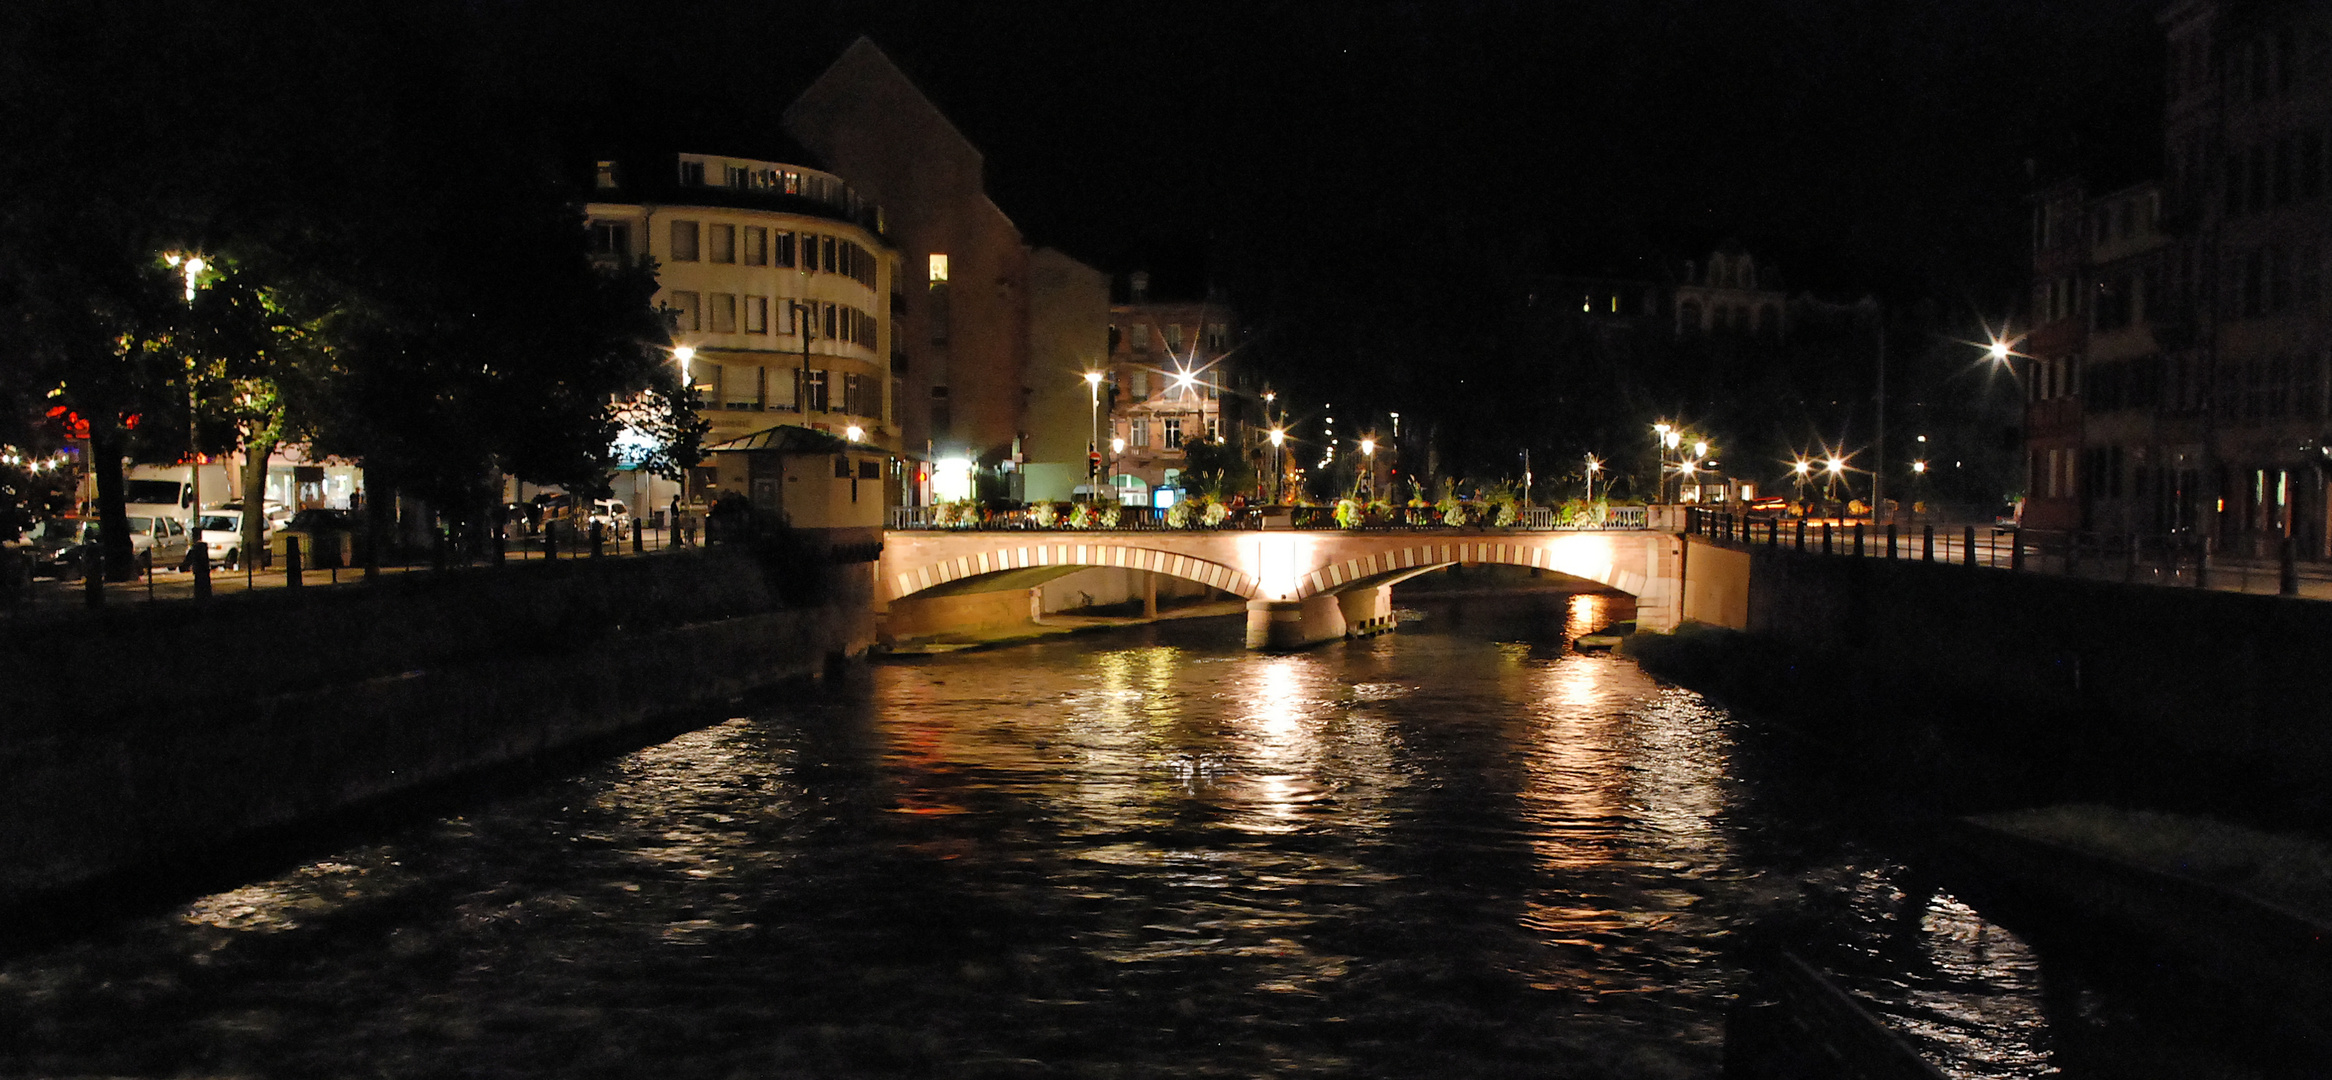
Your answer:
0;589;2292;1077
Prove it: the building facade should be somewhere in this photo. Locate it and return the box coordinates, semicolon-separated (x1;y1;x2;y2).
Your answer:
785;39;1033;479
1106;276;1242;501
581;149;899;515
2024;0;2332;556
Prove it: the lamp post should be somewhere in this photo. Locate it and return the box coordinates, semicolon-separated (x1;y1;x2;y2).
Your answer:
1585;454;1602;505
165;253;208;579
1825;454;1847;516
1359;437;1376;499
1085;370;1104;500
1663;429;1683;501
1268;427;1285;505
1110;435;1125;504
672;344;696;519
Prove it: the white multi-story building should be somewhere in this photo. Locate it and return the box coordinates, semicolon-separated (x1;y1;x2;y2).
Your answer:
583;150;898;457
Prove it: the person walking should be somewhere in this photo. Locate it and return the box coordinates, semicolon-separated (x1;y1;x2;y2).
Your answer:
669;494;684;546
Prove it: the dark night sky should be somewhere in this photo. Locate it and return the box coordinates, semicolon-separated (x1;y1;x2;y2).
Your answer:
489;0;2162;311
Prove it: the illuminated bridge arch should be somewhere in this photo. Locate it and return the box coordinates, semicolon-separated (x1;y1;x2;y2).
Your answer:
1280;535;1656;601
883;538;1262;604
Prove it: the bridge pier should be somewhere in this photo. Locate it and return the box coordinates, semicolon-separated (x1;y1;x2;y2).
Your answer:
1244;586;1395;650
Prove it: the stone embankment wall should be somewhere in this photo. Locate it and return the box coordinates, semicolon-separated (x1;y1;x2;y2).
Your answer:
1658;548;2332;826
0;549;872;906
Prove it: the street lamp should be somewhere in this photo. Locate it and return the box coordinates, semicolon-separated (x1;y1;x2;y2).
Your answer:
1359;437;1376;499
165;253;209;564
1085;370;1104;499
1268;427;1285;504
1585;454;1602;505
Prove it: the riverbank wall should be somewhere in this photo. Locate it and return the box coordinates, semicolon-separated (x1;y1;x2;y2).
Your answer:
1643;543;2332;829
0;547;872;908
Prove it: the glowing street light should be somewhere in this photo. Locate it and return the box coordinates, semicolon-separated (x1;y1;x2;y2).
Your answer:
1584;454;1603;505
1084;370;1104;498
844;424;863;442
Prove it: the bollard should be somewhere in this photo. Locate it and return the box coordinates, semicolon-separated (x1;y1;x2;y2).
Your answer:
1768;519;1779;547
191;542;211;601
493;528;506;565
544;525;558;561
2011;531;2025;570
1963;525;1976;567
1886;524;1897;560
1795;519;1807;552
1852;523;1864;557
1922;524;1935;562
284;535;303;589
2281;535;2299;596
1821;522;1832;555
83;548;103;606
633;521;645;554
591;521;605;558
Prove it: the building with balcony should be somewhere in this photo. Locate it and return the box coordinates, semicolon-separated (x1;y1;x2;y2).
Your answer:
581;148;899;517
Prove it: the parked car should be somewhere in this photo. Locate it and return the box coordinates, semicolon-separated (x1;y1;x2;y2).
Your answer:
532;494;632;542
272;508;364;568
22;514;188;577
192;502;290;570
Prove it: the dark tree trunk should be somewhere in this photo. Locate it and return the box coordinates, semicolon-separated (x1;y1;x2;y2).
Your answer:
240;439;273;567
90;430;135;581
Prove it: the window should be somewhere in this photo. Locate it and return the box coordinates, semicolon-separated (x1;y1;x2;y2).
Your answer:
821;235;837;273
745;226;768;266
800;234;819;273
726;165;751;188
1205;417;1219;442
709;224;735;264
709;293;736;333
587;221;629;257
678;160;706;186
667;291;700;332
746;295;768;334
823;302;838;339
1131;370;1148;399
722;363;758;410
1164;417;1183;448
774;231;796;268
1206;323;1227;350
595;161;618;189
834;457;851;479
929;253;949;283
859;460;880;480
1129;324;1149;351
1166;324;1184;351
843;373;870;417
1132;419;1150;448
670;220;699;262
802;369;829;413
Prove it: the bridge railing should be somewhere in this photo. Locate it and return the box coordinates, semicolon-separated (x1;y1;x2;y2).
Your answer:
889;503;1652;532
1683;506;2330;599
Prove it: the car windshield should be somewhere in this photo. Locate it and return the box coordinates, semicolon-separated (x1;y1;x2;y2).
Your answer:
125;518;155;535
196;514;238;533
123;480;183;505
31;520;93;543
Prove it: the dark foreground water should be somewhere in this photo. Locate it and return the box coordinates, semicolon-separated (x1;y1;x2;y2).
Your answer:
0;591;2303;1077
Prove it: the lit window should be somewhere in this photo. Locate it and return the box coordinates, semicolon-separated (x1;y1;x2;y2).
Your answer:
929;253;949;283
594;161;618;189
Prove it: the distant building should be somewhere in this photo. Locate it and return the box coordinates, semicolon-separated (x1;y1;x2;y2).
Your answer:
1672;247;1789;339
1022;248;1113;504
786;39;1034;489
1106;273;1243;501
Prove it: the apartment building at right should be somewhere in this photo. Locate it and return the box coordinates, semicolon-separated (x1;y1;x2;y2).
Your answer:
2032;0;2332;555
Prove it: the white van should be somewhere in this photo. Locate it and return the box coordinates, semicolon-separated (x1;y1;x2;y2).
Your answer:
122;463;238;529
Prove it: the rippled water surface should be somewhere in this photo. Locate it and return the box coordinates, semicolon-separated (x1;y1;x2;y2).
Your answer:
0;591;2193;1077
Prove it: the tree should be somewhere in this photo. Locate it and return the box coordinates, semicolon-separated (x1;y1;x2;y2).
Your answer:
1178;436;1257;501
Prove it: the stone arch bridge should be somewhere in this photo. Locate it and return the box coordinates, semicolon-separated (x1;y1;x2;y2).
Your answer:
876;528;1687;649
